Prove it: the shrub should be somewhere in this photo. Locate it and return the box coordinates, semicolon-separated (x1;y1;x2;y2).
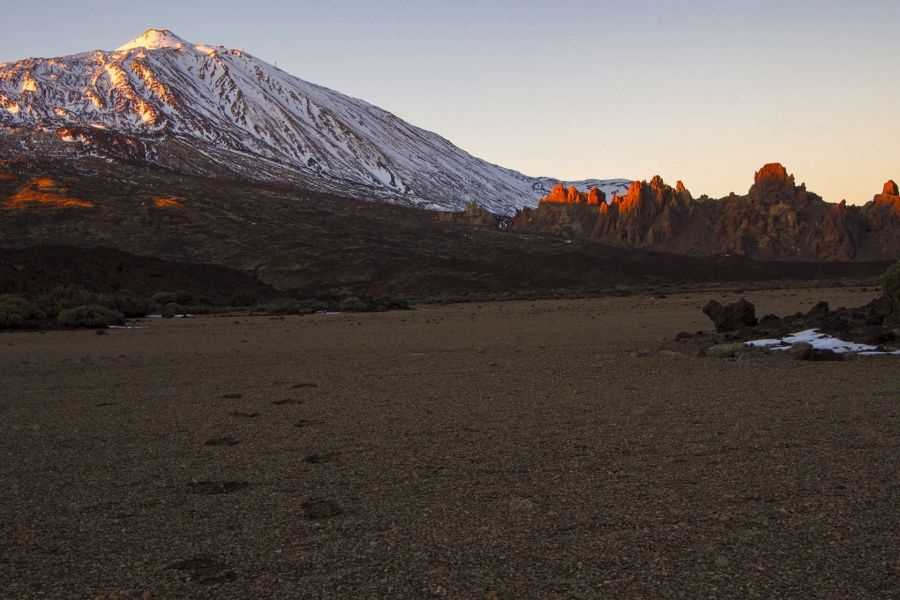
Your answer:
151;291;178;306
33;293;60;319
263;298;302;315
113;289;151;318
882;260;900;319
373;296;410;311
93;293;119;311
196;294;220;307
162;302;190;317
0;307;24;329
263;298;327;316
57;304;125;329
51;285;98;310
337;296;369;312
229;291;257;307
174;290;194;305
0;295;46;329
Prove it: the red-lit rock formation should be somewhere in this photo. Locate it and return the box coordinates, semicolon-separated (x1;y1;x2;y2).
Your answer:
585;187;604;206
593;176;702;249
511;183;606;238
539;183;606;206
754;163;791;185
512;164;900;261
869;180;900;214
857;180;900;257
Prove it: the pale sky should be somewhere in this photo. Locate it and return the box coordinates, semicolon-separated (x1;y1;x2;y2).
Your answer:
2;0;898;204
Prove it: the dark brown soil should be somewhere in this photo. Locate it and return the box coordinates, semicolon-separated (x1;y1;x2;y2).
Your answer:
1;287;897;598
0;159;892;299
0;245;278;299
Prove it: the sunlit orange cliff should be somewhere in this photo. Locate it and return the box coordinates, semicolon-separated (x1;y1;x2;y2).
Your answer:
511;164;900;261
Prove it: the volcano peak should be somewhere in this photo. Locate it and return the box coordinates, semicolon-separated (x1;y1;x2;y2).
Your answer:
117;29;189;52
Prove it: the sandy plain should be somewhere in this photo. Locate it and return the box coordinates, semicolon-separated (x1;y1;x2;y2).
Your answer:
1;287;897;599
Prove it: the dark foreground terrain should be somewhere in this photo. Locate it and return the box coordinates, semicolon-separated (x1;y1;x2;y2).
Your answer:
0;158;892;299
1;288;897;599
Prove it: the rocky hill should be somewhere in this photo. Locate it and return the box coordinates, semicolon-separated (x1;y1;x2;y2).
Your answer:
1;156;889;298
512;164;900;261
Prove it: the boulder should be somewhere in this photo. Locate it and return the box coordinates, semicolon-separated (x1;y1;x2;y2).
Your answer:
805;301;831;320
794;346;844;361
702;298;758;332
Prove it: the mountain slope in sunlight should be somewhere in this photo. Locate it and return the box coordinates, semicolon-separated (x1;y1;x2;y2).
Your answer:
0;29;628;213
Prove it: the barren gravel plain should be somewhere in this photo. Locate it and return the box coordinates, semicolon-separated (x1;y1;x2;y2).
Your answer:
1;287;898;599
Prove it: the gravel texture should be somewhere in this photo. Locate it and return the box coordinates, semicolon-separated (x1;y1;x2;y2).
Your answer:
1;288;897;599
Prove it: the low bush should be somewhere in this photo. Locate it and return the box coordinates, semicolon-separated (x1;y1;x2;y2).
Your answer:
57;304;125;329
882;260;900;319
159;302;190;318
196;294;222;307
0;306;24;329
229;291;258;307
151;291;178;306
372;296;409;311
262;298;318;315
51;285;99;310
33;293;60;320
113;289;151;318
337;296;369;312
174;290;194;305
0;295;46;329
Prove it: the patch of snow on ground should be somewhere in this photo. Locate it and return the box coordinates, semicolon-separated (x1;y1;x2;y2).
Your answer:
746;329;900;356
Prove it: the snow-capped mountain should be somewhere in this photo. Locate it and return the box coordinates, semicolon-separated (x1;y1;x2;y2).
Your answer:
0;29;628;214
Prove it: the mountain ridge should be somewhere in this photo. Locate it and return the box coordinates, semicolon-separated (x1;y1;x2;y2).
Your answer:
0;29;628;214
511;163;900;261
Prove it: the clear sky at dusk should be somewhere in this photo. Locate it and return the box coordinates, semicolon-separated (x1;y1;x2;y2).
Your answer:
2;0;898;203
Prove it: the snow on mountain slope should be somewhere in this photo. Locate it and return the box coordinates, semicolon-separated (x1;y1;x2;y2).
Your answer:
0;29;628;214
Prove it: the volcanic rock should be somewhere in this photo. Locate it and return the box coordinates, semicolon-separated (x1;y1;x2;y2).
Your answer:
538;183;605;206
592;176;699;248
694;287;899;358
754;163;791;185
510;183;606;237
513;163;900;261
435;200;498;227
702;298;758;332
794;346;844;361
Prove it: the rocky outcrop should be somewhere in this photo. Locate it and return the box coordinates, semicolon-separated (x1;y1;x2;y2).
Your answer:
593;176;701;249
540;183;606;206
691;294;899;355
435;200;499;227
511;163;900;262
857;180;900;258
702;298;758;332
511;183;606;238
712;163;850;260
868;179;900;213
